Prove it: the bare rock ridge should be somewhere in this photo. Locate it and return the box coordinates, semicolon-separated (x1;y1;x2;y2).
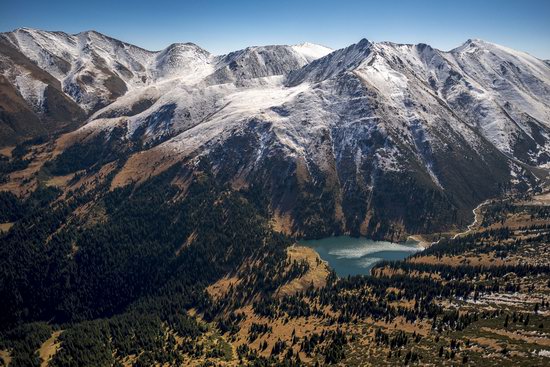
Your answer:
2;28;550;238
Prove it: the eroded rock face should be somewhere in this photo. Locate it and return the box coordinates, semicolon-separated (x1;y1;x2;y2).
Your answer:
2;29;550;238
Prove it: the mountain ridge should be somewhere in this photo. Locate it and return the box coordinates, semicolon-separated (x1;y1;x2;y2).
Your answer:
1;28;550;239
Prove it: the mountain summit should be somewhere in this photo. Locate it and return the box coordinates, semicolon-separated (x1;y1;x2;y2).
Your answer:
1;29;550;238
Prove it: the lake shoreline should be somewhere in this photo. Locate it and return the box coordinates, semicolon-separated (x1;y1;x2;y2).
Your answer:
300;236;424;277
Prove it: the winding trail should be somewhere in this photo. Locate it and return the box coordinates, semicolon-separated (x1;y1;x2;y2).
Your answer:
451;199;491;240
426;199;492;247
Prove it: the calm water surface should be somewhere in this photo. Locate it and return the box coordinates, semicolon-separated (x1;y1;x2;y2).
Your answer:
300;236;423;277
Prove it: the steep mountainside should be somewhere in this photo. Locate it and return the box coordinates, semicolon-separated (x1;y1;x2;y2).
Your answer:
0;28;331;146
1;29;550;367
1;29;550;239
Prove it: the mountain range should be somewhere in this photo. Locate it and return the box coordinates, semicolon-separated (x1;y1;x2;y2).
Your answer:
1;28;550;239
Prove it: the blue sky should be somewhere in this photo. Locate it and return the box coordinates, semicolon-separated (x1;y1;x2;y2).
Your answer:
3;0;550;58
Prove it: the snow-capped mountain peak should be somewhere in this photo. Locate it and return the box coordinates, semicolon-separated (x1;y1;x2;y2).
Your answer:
152;42;213;82
2;29;550;239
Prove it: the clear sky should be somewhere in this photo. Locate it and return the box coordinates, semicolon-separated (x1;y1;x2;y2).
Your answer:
2;0;550;59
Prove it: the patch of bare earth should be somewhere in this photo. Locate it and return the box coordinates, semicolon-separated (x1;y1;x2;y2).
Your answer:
110;148;181;189
0;146;14;157
0;350;11;366
408;253;512;267
276;245;330;297
232;305;334;363
372;266;441;280
407;234;432;248
175;231;197;256
486;212;550;231
0;150;45;196
372;316;431;337
468;292;548;310
68;161;118;196
0;130;87;197
470;336;505;351
39;330;62;367
0;222;14;233
482;327;550;347
207;276;241;301
270;210;294;235
44;173;74;189
521;192;550;206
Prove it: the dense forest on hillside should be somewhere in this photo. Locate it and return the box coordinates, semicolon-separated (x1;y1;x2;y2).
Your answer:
0;151;297;365
0;137;549;366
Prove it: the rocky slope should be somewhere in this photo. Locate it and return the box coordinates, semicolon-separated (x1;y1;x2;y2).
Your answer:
2;28;550;239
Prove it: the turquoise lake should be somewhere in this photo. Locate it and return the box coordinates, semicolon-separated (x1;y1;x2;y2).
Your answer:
300;236;423;277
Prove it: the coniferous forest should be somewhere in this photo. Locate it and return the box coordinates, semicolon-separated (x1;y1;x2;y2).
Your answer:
1;135;549;366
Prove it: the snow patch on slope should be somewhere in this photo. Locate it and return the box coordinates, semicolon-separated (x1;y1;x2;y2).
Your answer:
14;71;47;110
291;42;333;62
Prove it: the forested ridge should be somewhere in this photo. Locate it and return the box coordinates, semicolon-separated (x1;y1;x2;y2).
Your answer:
0;150;299;365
